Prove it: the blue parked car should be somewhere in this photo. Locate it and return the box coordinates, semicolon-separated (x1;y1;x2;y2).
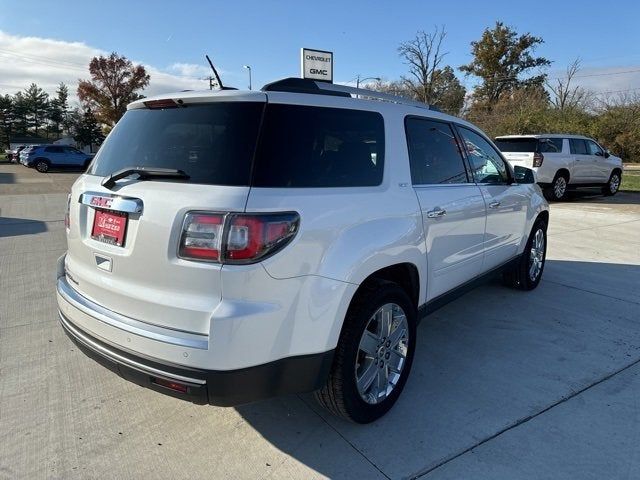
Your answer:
24;145;94;173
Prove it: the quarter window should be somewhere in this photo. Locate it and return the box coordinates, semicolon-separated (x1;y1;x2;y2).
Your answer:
570;138;588;155
458;127;509;184
253;104;384;188
405;118;468;185
539;138;563;153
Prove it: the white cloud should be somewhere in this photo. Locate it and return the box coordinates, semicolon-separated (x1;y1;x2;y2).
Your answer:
0;30;213;105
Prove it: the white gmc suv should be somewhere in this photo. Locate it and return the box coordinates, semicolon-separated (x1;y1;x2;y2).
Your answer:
495;134;623;201
57;78;549;423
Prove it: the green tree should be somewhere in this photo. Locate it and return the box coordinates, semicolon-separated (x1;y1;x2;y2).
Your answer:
73;108;105;152
77;52;150;126
460;22;550;105
48;83;70;137
11;92;29;136
592;95;640;161
0;95;14;148
465;86;551;137
397;27;467;114
21;83;50;136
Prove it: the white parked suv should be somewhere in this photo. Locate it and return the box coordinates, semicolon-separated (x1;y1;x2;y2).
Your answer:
57;78;549;423
495;134;623;201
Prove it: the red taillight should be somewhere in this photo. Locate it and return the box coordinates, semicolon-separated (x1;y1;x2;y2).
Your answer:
179;213;224;261
178;212;299;264
533;152;544;167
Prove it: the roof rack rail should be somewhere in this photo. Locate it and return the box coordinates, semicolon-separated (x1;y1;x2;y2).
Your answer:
262;77;431;110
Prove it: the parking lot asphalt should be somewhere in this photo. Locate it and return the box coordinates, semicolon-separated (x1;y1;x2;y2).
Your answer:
1;162;639;479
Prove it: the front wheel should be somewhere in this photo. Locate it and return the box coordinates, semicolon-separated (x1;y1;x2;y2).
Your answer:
315;281;417;423
602;171;621;196
503;219;547;291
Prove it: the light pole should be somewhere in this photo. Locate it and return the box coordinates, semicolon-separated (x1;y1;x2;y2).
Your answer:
356;75;381;89
243;65;252;90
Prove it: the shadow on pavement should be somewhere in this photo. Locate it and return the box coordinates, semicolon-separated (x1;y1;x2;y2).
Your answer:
0;217;48;237
234;259;640;479
565;190;640;206
0;173;16;184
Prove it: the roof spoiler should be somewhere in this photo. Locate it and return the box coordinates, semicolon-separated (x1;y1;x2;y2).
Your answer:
262;77;432;110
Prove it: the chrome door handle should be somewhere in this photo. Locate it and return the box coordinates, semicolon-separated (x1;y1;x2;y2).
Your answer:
426;208;447;218
489;201;501;209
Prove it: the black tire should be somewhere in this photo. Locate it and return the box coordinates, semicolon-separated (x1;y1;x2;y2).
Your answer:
544;173;569;201
35;159;50;173
315;281;417;423
602;170;621;196
503;219;547;291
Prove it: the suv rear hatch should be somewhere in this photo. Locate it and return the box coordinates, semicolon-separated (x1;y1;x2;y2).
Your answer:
65;93;265;335
494;137;539;168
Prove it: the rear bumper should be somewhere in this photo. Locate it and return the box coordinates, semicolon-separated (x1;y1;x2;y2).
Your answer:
59;309;334;406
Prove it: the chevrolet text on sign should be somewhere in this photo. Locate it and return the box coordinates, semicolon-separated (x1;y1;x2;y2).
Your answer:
301;48;333;83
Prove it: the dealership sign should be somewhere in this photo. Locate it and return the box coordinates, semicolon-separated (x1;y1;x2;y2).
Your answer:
301;48;333;83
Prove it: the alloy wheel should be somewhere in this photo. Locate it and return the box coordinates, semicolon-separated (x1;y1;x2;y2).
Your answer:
553;177;567;199
529;228;545;281
610;174;620;194
355;303;409;405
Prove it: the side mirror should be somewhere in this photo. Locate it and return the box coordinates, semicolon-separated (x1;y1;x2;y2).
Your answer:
605;150;611;159
514;165;535;184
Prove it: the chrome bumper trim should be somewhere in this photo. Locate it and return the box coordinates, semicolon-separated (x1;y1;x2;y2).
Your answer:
57;277;208;350
59;311;206;385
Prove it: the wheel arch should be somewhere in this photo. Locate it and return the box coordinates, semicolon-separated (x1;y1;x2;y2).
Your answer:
536;210;549;229
327;262;422;351
359;263;420;309
555;168;570;181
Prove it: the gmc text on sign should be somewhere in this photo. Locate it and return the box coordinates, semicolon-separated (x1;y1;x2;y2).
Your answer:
301;48;333;83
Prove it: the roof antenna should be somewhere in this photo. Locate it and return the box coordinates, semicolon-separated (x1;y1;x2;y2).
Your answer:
205;55;236;90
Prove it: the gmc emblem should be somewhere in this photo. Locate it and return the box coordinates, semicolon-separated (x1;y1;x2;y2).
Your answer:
90;196;113;208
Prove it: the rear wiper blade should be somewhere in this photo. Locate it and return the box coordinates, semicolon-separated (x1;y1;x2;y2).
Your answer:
102;167;190;190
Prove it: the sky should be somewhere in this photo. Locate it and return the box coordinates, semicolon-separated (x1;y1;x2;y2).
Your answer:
0;0;639;105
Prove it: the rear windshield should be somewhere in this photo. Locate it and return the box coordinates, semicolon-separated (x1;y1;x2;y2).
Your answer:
494;138;537;152
495;137;563;153
89;103;264;186
90;102;385;188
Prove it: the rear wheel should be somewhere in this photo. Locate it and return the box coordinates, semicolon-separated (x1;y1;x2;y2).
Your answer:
35;159;50;173
544;173;568;201
503;219;547;291
315;281;417;423
602;170;621;196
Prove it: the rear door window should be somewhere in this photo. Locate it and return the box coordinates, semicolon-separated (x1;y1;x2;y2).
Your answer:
570;138;588;155
89;103;264;186
252;104;384;187
405;117;468;185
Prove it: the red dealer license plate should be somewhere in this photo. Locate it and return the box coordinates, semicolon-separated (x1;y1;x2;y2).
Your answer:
91;209;128;247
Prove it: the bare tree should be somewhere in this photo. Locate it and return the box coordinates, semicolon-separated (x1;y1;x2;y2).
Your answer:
547;58;593;111
397;26;466;114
